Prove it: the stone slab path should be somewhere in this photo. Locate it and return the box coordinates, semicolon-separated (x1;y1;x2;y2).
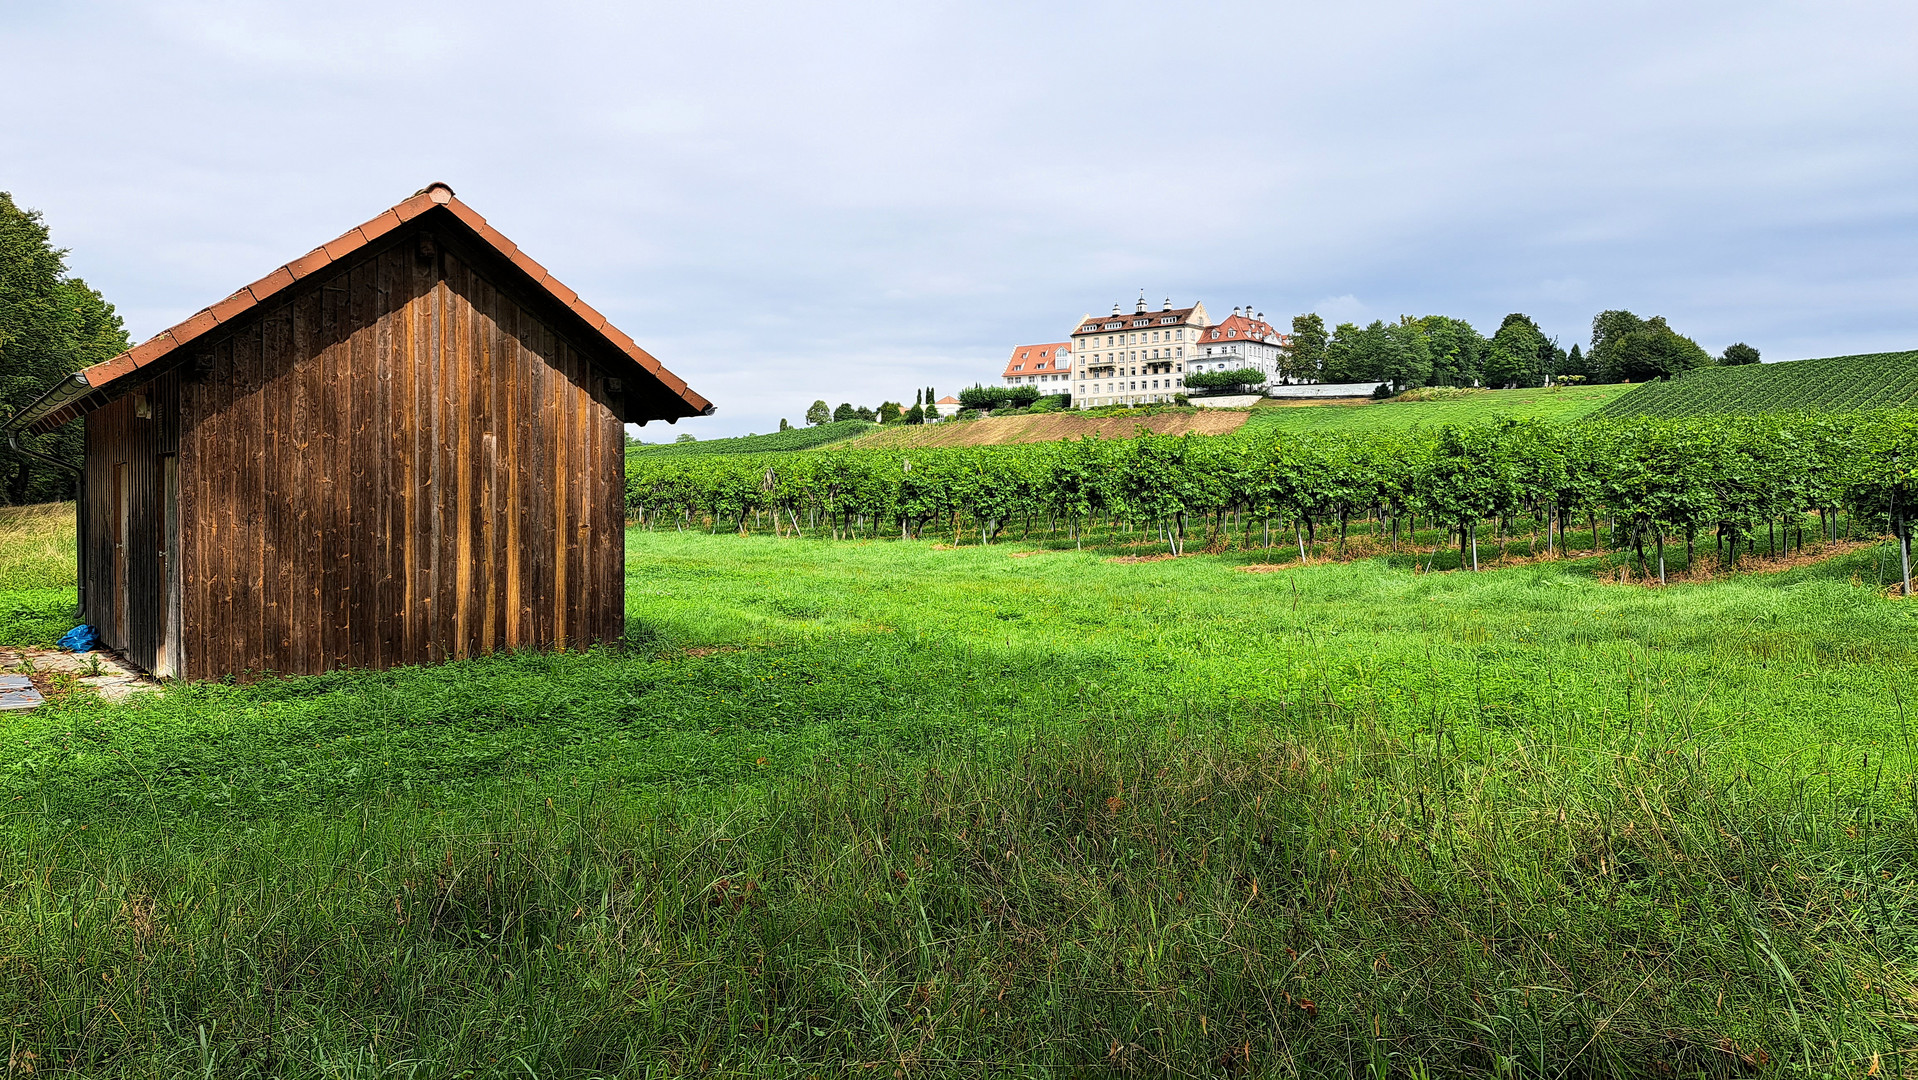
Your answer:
0;675;44;710
0;648;160;705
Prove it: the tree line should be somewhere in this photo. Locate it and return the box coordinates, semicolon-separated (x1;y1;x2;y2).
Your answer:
1282;310;1759;393
0;193;130;505
626;411;1918;591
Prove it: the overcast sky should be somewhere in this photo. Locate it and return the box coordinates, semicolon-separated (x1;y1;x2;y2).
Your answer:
6;1;1915;437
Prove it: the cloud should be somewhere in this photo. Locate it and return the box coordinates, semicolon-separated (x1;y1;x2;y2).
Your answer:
1310;296;1368;327
2;0;1914;436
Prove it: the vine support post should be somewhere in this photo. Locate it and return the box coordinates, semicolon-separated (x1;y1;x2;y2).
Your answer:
1899;485;1912;596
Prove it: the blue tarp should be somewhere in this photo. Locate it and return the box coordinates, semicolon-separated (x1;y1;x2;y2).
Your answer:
56;624;99;652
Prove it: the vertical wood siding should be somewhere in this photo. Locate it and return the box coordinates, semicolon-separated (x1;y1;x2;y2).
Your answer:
82;373;181;673
172;240;625;679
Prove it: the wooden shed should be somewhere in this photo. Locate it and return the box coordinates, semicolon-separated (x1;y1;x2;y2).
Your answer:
4;183;711;679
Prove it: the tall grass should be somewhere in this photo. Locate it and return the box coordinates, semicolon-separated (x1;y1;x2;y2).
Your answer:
0;502;77;647
0;502;76;591
4;525;1918;1075
5;705;1911;1077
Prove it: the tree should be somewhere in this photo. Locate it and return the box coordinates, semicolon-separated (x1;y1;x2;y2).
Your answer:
959;385;1040;411
1559;342;1590;381
1321;322;1365;382
877;401;903;423
832;402;856;422
855;406;876;422
1286;313;1328;383
1721;342;1761;366
805;399;831;426
1607;317;1713;382
1;192;129;504
779;418;791;431
1539;335;1566;385
675;432;697;443
1416;316;1485;387
1589;310;1647;383
1484;314;1547;388
1379;318;1433;393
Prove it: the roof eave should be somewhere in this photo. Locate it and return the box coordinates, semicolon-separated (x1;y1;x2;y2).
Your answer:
4;372;96;436
16;183;711;433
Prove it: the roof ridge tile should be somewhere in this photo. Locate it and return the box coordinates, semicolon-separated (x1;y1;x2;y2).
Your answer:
18;184;712;429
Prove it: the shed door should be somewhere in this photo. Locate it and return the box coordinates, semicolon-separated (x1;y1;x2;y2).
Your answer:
113;462;129;649
157;455;180;678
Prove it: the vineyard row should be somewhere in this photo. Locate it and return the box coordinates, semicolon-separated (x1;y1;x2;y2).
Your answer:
625;412;1918;587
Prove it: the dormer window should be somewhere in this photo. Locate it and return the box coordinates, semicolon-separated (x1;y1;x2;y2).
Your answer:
1228;330;1237;337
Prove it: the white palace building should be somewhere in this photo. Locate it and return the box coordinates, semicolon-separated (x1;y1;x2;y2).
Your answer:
1066;295;1289;408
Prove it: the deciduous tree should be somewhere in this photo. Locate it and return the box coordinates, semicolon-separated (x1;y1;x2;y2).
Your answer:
1416;315;1485;387
1483;314;1546;388
1;192;129;504
1285;313;1328;383
1607;317;1713;382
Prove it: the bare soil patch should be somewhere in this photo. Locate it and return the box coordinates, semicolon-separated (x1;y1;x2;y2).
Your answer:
845;409;1249;450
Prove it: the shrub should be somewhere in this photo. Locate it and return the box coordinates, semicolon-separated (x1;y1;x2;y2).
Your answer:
958;385;1043;411
1183;368;1268;394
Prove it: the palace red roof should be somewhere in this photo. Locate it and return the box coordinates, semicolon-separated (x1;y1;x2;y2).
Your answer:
1002;342;1074;378
1074;306;1204;335
1202;313;1288;346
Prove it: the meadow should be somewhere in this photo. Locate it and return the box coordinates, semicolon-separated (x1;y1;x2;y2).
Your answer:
0;502;82;647
2;503;1916;1077
1243;384;1633;435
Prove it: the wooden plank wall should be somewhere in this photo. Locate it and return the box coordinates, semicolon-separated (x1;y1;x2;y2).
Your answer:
82;372;181;672
175;239;626;679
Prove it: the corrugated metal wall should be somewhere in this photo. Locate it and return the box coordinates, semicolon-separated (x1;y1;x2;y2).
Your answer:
163;235;626;679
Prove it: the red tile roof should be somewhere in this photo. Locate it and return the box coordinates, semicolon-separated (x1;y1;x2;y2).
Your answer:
1074;306;1204;335
10;183;711;434
1002;342;1074;379
1201;312;1289;346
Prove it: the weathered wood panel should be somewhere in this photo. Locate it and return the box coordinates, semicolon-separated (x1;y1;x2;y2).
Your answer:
173;235;627;679
82;372;181;674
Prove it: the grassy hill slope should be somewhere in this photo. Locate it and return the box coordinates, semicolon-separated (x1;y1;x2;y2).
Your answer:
1245;383;1630;435
838;408;1248;449
1593;350;1918;420
630;419;875;457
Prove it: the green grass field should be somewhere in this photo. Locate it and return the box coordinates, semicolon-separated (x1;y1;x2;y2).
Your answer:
1245;384;1633;435
630;419;876;458
3;513;1916;1076
0;502;79;647
1595;350;1918;420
